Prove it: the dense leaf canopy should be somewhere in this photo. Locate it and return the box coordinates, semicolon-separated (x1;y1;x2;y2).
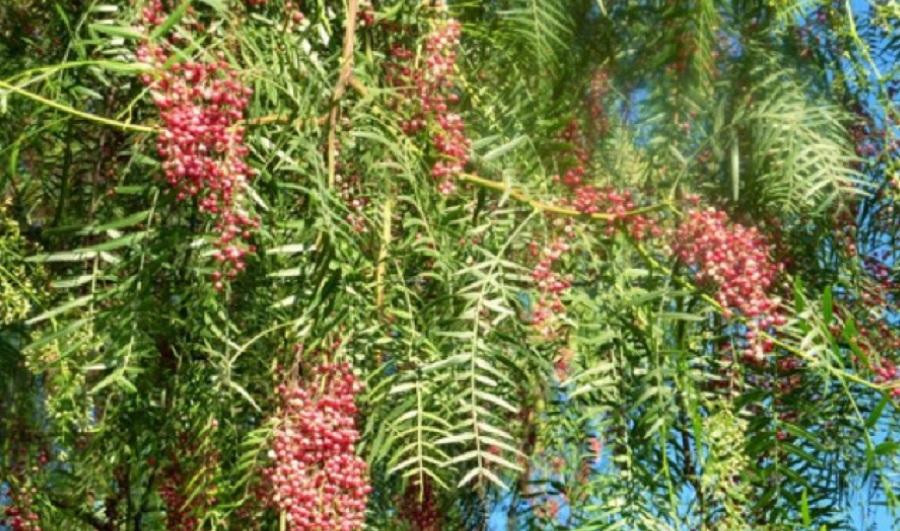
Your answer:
1;0;898;529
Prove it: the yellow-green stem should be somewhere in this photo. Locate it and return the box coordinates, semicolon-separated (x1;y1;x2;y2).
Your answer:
0;80;157;134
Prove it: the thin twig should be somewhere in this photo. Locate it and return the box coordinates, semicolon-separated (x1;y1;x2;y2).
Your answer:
375;196;393;309
241;113;329;127
458;172;673;221
327;0;360;187
0;80;157;134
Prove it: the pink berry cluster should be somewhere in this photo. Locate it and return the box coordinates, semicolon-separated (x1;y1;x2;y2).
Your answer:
359;1;376;27
1;489;39;531
422;19;469;194
571;185;659;239
554;121;658;239
553;346;575;381
524;118;666;335
555;120;591;188
586;68;611;135
872;360;900;398
830;303;900;396
158;431;219;531
336;172;369;233
139;0;170;26
673;208;786;363
284;1;306;26
138;3;258;287
398;479;441;531
529;237;572;333
159;463;200;530
265;361;371;530
383;44;422;133
385;19;470;194
1;451;48;531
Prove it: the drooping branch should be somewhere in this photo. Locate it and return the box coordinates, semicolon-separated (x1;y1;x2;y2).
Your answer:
458;173;673;221
0;79;157;134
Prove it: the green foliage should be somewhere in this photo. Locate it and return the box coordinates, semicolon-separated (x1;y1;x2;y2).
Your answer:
1;0;897;529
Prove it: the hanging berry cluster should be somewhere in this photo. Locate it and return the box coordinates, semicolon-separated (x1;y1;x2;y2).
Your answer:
398;479;441;531
1;449;47;531
673;208;786;363
158;429;220;531
265;361;371;529
245;0;307;29
872;360;900;399
385;18;469;194
138;2;258;287
159;463;199;530
337;172;369;233
283;1;306;27
525;118;665;336
586;68;611;136
555;121;658;240
1;488;39;531
383;44;422;133
529;237;572;334
422;19;469;194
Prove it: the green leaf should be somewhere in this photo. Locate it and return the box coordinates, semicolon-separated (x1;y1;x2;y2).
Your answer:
730;138;740;201
26;295;93;325
89;24;145;40
480;135;529;162
800;488;811;527
866;395;890;429
150;0;193;41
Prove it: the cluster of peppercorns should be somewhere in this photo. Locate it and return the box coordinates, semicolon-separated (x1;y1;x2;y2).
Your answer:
555;119;591;188
571;185;659;239
398;479;441;531
336;172;369;233
264;361;371;530
382;44;423;134
284;1;306;27
523;124;582;335
529;237;572;333
1;506;40;531
1;451;48;531
673;208;786;363
829;302;900;396
385;19;469;194
421;19;468;194
1;488;40;531
159;463;200;530
526;119;666;335
139;0;169;26
587;69;610;121
359;1;376;27
873;361;900;398
138;2;258;287
553;346;575;381
553;121;659;239
157;428;220;530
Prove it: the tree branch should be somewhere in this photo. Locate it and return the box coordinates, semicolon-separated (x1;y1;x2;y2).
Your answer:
458;172;673;221
327;0;360;187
